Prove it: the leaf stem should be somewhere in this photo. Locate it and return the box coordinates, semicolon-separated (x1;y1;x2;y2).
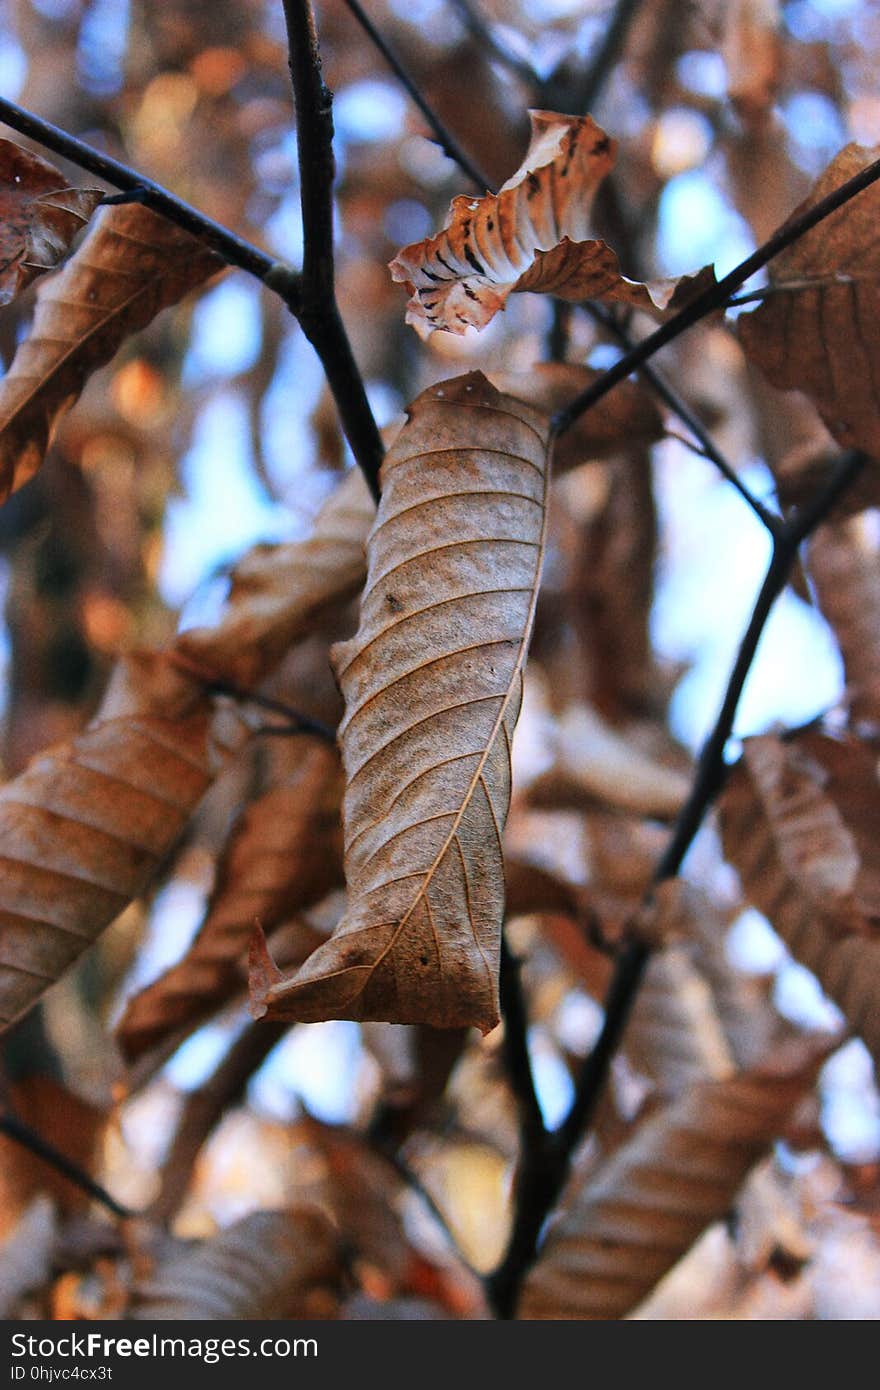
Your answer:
0;1111;131;1220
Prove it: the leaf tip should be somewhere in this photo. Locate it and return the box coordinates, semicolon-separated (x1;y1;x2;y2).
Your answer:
248;921;283;1020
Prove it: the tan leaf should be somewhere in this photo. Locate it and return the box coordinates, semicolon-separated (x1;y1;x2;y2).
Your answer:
129;1208;340;1319
808;517;880;726
0;202;222;502
176;467;375;688
518;1041;827;1319
116;737;343;1063
720;731;880;1066
0;141;102;306
626;943;736;1096
0;652;234;1031
739;142;880;456
389;111;712;338
487;364;664;474
250;372;552;1032
529;703;691;819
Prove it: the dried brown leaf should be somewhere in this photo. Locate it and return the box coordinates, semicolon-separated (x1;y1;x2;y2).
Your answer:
0;652;236;1031
0;141;102;306
251;372;552;1032
177;468;375;688
0;202;221;502
739;142;880;456
389;112;712;338
519;1041;827;1319
129;1208;340;1319
720;731;880;1065
117;737;343;1063
626;943;736;1096
723;0;782;127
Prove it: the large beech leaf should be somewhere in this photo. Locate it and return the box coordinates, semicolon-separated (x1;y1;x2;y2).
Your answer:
0;652;241;1032
0;202;221;502
130;1209;340;1319
117;737;343;1063
0;141;102;306
389;111;712;338
626;943;736;1096
177;467;374;688
250;372;552;1032
739;142;880;456
720;731;880;1067
518;1042;827;1319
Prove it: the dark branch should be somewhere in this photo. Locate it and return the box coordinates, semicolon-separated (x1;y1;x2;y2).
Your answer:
588;303;782;536
0;96;288;290
342;0;491;192
0;1112;132;1220
447;0;541;90
576;0;645;114
499;934;546;1148
281;0;385;501
552;146;880;436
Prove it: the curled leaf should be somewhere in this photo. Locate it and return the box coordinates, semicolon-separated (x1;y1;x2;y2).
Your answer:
0;202;221;502
389;111;712;338
251;372;552;1033
519;1041;827;1319
0;140;102;306
739;142;880;456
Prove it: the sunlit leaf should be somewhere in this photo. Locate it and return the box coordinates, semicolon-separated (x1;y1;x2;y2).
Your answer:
389;111;713;338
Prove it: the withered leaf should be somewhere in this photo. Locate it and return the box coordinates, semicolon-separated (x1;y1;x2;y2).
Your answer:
0;202;221;502
117;737;343;1063
0;652;239;1032
250;372;552;1033
176;467;374;688
723;0;782;128
130;1208;340;1319
739;142;880;456
519;1041;828;1319
808;517;880;726
626;941;736;1096
389;111;713;338
720;730;880;1066
0;141;102;306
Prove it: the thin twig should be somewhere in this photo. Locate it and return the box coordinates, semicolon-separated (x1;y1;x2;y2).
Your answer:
485;447;869;1318
576;0;645;114
281;0;385;501
0;1112;132;1220
552;147;880;435
0;96;288;289
342;0;491;192
499;935;546;1148
588;303;782;535
447;0;541;90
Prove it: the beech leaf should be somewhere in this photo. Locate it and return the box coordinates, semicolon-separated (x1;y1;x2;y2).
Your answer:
389;111;713;338
739;142;880;456
0;201;222;502
250;372;552;1032
519;1041;828;1319
0;140;102;306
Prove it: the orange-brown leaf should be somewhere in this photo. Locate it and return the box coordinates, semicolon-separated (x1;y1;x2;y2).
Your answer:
389;111;712;337
176;467;374;688
519;1041;827;1319
117;737;343;1063
739;142;880;455
807;517;880;726
0;202;221;501
0;653;233;1032
0;141;102;306
251;373;552;1032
